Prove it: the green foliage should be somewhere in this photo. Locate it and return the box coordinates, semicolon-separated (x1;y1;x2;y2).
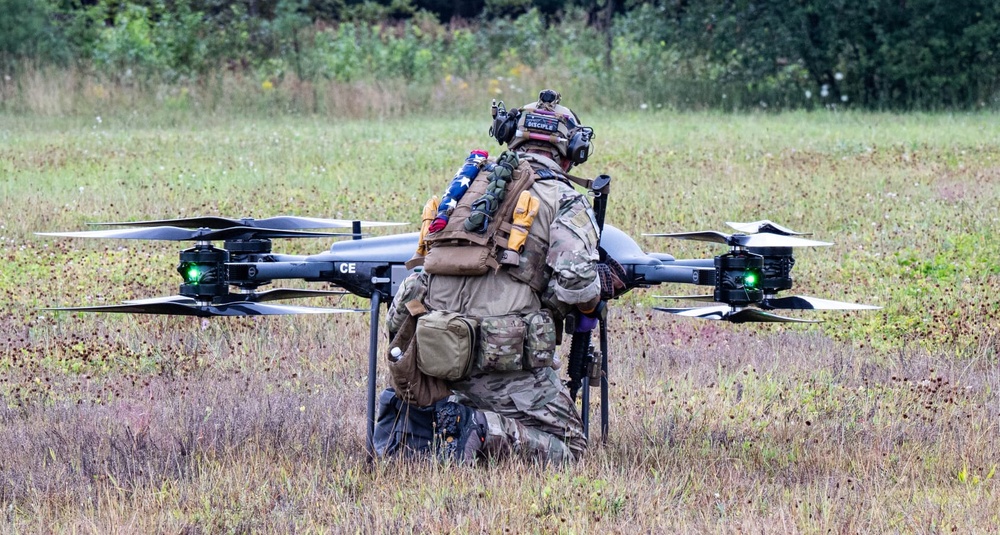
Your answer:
3;0;1000;109
625;0;1000;109
92;3;164;76
0;0;71;71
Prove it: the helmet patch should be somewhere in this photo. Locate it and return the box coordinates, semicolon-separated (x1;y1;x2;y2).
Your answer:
523;113;560;134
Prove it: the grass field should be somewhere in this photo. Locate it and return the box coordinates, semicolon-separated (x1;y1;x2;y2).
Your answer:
2;109;999;533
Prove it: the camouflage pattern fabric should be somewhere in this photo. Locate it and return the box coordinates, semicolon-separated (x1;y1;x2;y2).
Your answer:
386;271;429;336
422;155;600;464
449;367;587;464
545;177;601;309
476;315;526;372
522;309;557;369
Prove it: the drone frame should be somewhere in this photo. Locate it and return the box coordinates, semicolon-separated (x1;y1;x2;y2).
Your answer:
38;214;877;457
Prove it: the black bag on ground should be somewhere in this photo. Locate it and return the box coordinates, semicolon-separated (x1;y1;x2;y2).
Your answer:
373;388;451;458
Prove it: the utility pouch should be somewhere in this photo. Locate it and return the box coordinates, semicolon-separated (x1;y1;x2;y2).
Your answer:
387;313;451;407
522;309;557;369
415;311;479;381
506;232;550;293
476;315;526;372
423;244;497;276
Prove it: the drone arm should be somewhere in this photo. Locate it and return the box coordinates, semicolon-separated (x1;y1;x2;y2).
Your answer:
228;261;335;282
631;263;715;286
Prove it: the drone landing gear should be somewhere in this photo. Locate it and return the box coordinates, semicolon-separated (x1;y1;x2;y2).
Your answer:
580;318;610;444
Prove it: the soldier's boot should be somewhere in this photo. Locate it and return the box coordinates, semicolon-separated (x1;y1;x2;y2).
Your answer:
434;401;486;463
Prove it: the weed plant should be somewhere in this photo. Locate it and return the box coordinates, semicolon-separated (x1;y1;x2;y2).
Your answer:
1;110;998;532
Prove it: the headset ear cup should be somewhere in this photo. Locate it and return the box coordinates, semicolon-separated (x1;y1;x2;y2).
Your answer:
492;113;518;145
567;130;591;164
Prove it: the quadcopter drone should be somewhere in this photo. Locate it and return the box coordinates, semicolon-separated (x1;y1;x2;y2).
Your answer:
38;188;878;453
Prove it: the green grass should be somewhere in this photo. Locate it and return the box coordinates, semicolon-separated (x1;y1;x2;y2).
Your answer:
1;109;999;532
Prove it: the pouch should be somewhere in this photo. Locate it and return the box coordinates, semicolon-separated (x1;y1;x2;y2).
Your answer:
507;232;550;293
423;244;495;276
476;315;526;372
386;313;451;407
415;311;479;381
522;309;557;369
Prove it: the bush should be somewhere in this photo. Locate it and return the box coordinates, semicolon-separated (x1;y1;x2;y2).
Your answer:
3;0;999;111
0;0;71;72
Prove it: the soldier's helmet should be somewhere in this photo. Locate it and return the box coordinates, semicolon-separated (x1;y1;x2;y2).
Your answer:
490;89;595;167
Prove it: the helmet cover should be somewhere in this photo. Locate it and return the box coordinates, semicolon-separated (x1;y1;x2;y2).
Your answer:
495;90;595;165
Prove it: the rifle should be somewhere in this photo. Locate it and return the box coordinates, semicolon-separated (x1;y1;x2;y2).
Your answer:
565;173;611;442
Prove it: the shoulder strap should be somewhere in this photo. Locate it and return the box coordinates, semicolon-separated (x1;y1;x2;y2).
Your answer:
562;171;593;190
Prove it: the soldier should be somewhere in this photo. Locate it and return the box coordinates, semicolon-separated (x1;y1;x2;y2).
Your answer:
380;89;624;464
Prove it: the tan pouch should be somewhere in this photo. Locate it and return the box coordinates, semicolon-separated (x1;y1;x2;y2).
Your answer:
522;309;557;369
423;244;496;276
387;313;451;406
415;311;479;381
476;315;526;372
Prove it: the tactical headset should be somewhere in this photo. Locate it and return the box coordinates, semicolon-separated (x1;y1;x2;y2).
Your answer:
490;90;595;165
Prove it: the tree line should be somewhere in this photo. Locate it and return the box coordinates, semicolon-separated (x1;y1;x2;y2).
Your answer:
2;0;998;110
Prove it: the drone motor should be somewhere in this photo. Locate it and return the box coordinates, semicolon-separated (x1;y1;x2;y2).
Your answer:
748;246;795;293
714;250;764;306
177;243;230;303
224;238;272;258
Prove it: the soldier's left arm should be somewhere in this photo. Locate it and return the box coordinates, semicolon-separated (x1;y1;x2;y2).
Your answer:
544;188;601;310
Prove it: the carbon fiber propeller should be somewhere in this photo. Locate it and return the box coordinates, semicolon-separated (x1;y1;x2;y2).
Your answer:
656;294;879;311
653;305;819;324
644;230;831;248
89;215;408;230
760;295;881;311
37;226;348;241
44;301;360;317
724;220;809;236
123;288;349;305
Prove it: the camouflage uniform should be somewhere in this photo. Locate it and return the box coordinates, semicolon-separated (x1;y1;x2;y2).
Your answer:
419;152;600;463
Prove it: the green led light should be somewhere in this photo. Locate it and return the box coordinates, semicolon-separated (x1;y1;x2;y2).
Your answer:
179;262;206;284
743;271;759;289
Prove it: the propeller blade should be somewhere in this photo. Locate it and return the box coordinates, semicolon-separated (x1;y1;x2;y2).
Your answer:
643;231;731;244
38;226;349;241
229;288;350;302
123;288;349;306
90;216;408;230
653;305;732;320
654;305;819;323
645;230;830;247
725;220;807;236
733;233;832;248
253;216;408;230
122;295;193;305
726;309;819;324
762;295;881;311
44;302;361;317
654;294;716;302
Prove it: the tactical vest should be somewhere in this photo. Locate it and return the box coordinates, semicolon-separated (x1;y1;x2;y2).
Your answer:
422;158;551;293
